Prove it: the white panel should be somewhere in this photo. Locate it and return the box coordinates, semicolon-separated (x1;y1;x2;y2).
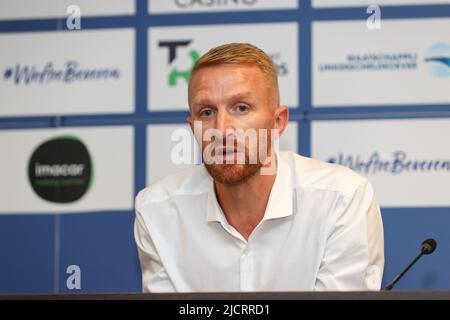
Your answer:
311;119;450;207
148;23;299;111
0;0;135;20
313;19;450;107
0;126;134;214
150;0;298;14
0;29;135;116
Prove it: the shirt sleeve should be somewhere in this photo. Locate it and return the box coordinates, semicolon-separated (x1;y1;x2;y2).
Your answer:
134;192;176;293
314;179;385;291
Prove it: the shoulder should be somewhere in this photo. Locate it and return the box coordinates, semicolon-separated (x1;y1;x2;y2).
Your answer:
135;164;210;211
280;151;371;198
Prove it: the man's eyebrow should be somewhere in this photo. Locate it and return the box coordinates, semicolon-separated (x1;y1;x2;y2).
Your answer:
191;98;212;108
192;92;253;106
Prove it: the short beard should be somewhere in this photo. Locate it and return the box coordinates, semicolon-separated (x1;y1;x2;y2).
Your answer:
205;162;262;187
203;129;274;186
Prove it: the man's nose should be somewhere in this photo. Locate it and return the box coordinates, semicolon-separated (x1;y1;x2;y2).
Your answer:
216;110;235;137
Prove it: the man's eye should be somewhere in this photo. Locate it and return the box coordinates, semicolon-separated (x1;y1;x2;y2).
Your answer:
236;105;249;113
200;109;214;117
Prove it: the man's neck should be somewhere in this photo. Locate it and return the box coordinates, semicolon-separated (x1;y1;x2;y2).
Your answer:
214;160;277;241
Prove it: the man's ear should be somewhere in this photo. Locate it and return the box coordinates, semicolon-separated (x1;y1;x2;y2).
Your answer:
274;106;289;136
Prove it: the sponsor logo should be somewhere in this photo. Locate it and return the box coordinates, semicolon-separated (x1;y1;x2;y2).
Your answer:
318;52;418;72
327;151;450;175
424;43;450;78
159;40;200;86
270;53;289;76
3;60;120;85
173;0;258;9
28;135;93;203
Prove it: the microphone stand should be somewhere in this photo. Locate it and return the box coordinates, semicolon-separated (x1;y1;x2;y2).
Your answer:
384;251;424;291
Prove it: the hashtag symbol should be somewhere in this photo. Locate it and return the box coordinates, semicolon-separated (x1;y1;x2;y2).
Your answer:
3;68;12;79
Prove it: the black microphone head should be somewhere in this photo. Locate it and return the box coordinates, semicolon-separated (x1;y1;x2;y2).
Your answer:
421;238;437;254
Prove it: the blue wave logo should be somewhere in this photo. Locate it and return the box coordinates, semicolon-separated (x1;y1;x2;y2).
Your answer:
3;61;120;85
424;43;450;78
327;151;450;175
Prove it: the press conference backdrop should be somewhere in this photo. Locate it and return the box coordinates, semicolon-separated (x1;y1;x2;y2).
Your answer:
0;0;449;294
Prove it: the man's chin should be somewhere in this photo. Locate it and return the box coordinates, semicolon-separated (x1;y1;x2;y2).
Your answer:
205;163;262;187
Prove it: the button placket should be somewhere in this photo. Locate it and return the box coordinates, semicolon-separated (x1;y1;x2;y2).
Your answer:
240;246;254;291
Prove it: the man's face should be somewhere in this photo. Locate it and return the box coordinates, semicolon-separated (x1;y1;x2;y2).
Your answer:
188;64;279;186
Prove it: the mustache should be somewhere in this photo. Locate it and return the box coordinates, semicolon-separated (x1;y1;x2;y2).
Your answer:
207;137;246;152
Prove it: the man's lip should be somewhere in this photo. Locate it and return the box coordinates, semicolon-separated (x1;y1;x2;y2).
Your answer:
215;147;243;154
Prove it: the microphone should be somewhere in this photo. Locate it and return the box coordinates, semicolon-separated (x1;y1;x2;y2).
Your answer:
384;238;437;291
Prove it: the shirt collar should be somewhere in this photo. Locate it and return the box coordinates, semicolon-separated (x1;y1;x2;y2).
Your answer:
206;152;294;223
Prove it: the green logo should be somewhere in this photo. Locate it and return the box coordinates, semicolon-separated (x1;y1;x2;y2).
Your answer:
169;49;200;86
158;40;200;87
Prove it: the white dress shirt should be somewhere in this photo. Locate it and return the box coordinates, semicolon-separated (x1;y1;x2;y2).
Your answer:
134;151;384;292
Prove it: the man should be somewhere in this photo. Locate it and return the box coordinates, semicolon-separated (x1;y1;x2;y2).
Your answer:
134;43;384;292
